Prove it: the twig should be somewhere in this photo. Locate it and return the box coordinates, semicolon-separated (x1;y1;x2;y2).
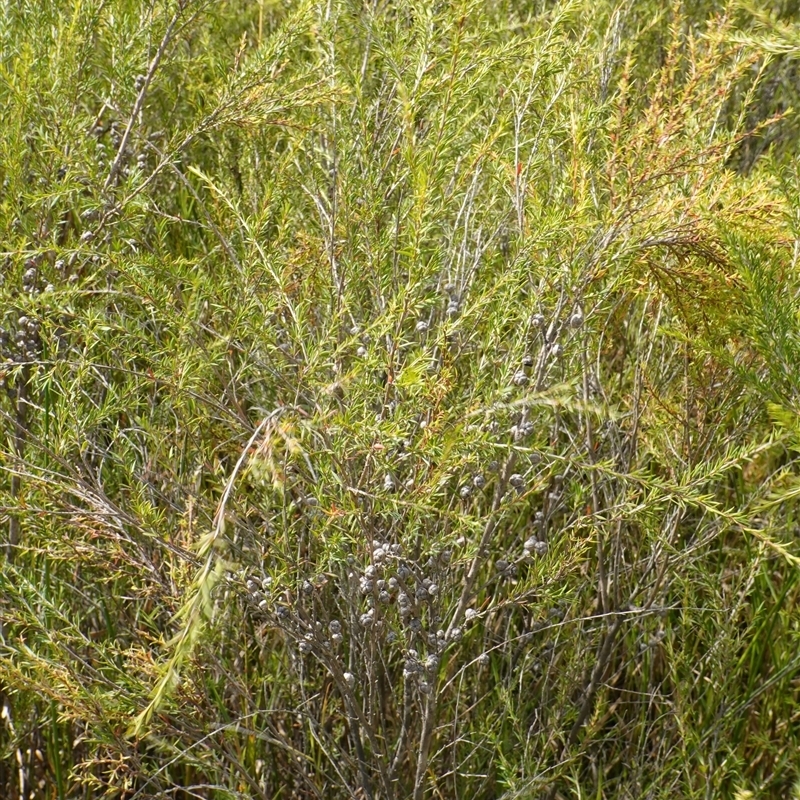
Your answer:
104;2;189;192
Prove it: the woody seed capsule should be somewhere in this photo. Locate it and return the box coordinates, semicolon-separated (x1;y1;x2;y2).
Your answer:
512;370;528;386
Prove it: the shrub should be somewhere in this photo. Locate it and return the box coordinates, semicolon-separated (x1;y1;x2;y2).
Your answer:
2;0;800;798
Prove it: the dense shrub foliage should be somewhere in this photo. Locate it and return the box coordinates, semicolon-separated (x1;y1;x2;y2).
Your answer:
2;0;800;797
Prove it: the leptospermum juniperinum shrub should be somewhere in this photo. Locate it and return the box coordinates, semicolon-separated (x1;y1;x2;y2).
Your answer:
2;0;800;798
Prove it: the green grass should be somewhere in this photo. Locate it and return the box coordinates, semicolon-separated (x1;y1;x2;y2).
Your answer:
1;0;800;797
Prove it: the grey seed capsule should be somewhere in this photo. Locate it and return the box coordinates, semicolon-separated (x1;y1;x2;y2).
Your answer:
512;370;528;386
522;354;534;367
299;641;312;653
473;475;486;489
418;681;431;694
569;310;584;329
509;473;525;488
379;591;391;604
495;559;509;572
329;620;342;634
343;671;356;687
531;314;545;328
519;421;535;437
460;485;472;499
415;320;429;333
449;627;462;642
533;541;549;556
478;653;490;666
357;345;368;358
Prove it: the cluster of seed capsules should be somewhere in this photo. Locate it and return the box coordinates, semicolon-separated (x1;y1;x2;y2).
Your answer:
91;116;149;178
0;258;44;389
243;539;478;696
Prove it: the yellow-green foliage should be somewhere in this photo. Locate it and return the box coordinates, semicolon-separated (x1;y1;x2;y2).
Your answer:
1;0;800;798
